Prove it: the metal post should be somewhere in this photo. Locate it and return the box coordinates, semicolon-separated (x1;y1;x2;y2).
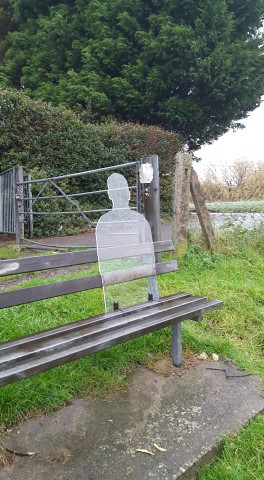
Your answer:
140;155;161;301
0;174;2;232
14;166;24;245
172;322;182;367
3;172;7;232
143;155;162;262
136;160;141;213
7;172;10;233
27;174;34;239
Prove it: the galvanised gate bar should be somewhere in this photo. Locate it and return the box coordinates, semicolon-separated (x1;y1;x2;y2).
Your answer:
0;167;16;235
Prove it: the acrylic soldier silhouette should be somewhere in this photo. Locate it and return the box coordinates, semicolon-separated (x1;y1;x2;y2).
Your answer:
96;173;158;313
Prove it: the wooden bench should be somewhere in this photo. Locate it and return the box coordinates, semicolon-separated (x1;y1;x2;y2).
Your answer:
0;240;223;387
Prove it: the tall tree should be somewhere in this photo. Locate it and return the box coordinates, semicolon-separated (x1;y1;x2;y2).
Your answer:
0;0;16;59
0;0;263;149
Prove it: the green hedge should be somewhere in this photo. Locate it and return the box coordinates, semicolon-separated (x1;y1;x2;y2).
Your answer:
0;87;182;236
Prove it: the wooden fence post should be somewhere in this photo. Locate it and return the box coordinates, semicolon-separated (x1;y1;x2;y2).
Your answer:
190;168;215;250
172;152;192;257
14;166;24;246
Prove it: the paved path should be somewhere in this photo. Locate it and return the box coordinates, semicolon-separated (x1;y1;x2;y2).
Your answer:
0;360;263;480
0;224;173;249
35;223;173;249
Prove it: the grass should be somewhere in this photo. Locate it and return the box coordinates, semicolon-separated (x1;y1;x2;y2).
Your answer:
189;200;264;213
0;246;56;260
0;246;21;259
198;415;264;480
0;228;263;477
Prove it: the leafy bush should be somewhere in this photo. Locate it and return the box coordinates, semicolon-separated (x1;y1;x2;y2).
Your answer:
0;87;182;236
201;160;264;202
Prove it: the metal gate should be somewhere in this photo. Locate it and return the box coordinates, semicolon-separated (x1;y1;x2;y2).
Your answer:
19;161;144;249
0;156;160;249
0;167;15;234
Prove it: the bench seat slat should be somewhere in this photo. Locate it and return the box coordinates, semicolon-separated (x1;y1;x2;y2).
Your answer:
0;261;178;309
0;297;223;386
0;293;191;351
0;294;201;363
0;240;174;277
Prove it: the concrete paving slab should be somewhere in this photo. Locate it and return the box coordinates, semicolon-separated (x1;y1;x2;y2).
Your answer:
0;361;263;480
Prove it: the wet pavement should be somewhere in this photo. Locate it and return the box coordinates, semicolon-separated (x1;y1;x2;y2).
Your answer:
0;361;263;480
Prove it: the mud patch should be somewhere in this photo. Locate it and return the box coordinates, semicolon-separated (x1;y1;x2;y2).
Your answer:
147;352;201;377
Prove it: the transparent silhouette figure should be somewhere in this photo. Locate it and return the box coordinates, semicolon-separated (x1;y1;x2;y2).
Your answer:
96;173;157;313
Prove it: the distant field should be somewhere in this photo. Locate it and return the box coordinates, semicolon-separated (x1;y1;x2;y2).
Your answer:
190;200;264;213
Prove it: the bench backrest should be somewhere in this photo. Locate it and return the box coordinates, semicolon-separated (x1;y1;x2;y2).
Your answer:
0;240;177;310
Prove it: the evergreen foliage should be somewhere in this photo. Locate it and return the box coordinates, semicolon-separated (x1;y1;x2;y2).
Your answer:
0;87;181;235
0;87;181;175
0;1;263;149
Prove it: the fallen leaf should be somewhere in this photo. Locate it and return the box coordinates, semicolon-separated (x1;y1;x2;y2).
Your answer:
5;448;36;457
153;443;167;452
135;449;155;457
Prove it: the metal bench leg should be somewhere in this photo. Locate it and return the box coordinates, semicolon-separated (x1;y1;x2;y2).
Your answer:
172;322;182;367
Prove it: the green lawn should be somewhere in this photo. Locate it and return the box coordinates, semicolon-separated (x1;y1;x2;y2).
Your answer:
0;246;21;259
0;231;263;477
198;415;264;480
189;200;264;213
0;246;55;260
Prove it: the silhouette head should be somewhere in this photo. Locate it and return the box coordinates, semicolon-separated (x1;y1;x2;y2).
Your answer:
107;173;130;208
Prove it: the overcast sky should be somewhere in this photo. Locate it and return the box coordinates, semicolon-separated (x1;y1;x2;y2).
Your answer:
194;98;264;178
